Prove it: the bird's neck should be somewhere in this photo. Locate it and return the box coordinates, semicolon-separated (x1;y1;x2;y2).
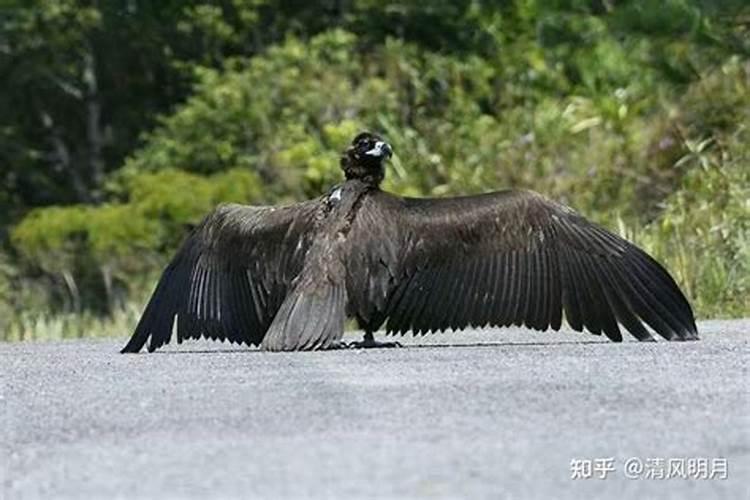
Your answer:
340;177;380;194
342;162;384;188
346;174;382;188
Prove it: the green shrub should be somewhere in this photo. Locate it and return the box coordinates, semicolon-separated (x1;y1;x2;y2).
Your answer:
5;10;748;339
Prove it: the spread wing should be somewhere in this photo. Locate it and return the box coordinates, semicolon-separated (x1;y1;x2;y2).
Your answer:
121;200;320;353
352;189;697;341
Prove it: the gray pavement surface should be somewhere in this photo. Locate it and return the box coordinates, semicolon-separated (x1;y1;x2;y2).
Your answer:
2;320;748;500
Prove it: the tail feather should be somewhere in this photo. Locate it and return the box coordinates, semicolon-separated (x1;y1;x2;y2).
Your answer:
261;278;346;351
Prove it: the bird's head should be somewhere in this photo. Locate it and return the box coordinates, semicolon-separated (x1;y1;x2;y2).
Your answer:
340;132;393;186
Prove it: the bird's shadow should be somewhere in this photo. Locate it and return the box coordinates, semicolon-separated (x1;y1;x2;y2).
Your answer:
142;338;613;355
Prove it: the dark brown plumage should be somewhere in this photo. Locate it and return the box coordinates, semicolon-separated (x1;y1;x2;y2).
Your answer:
121;132;698;353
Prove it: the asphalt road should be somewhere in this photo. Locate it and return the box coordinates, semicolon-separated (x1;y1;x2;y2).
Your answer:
2;320;748;500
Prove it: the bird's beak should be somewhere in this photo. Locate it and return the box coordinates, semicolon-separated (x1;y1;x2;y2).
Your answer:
364;141;393;159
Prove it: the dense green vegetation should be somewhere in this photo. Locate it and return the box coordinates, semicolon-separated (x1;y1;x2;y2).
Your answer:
2;1;748;340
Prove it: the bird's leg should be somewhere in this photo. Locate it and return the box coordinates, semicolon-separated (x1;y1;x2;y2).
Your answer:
348;331;402;349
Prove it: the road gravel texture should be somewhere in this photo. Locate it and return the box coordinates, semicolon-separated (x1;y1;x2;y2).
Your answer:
2;320;748;499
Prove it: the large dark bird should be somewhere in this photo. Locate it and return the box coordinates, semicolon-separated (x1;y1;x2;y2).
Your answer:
121;132;698;353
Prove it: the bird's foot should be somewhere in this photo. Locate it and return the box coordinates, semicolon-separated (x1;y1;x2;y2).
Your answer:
347;338;402;349
329;341;351;350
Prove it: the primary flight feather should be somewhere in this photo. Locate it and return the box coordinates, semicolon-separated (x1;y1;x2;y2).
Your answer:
121;132;698;353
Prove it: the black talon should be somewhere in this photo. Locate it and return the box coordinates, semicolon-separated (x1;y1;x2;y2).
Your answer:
347;332;403;349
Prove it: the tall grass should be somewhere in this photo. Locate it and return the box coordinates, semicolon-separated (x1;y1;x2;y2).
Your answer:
3;303;142;342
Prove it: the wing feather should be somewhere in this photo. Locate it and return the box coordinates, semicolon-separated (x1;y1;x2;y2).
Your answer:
350;189;697;342
570;244;603;335
446;261;469;330
547;248;563;331
121;201;319;353
481;257;498;327
582;253;621;341
469;258;489;328
434;262;461;332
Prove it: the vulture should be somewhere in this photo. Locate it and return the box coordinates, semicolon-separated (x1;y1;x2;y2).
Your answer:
121;132;698;353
